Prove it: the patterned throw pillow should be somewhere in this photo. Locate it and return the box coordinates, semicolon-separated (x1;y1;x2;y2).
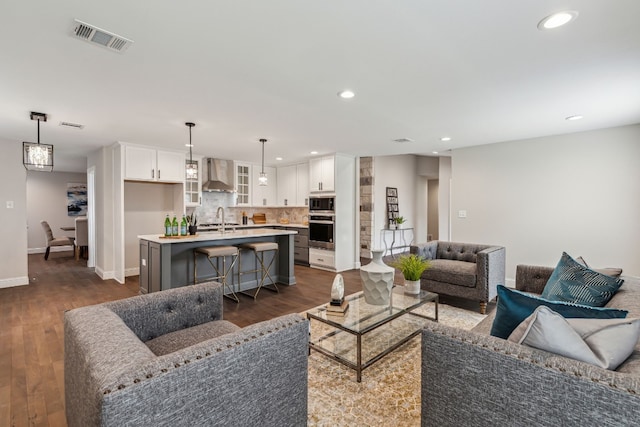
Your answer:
490;285;628;339
541;252;624;307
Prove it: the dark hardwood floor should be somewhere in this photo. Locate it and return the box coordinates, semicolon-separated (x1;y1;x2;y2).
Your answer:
1;251;486;426
0;251;366;426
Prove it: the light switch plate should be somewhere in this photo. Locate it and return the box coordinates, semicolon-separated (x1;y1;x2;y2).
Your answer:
458;210;467;218
6;201;14;209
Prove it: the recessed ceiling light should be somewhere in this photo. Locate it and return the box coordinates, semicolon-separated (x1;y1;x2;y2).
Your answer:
537;11;578;30
432;151;439;154
338;90;355;99
565;115;583;121
275;157;283;161
185;143;194;147
440;137;451;142
310;151;318;155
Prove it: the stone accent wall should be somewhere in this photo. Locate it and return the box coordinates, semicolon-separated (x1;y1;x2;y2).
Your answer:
359;157;374;258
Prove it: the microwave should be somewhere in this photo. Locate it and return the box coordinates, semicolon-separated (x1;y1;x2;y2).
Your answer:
309;196;334;213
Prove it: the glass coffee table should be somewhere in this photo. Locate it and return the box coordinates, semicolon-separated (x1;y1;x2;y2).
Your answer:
307;286;438;382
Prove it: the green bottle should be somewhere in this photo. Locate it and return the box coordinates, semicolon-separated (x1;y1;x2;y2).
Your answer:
164;214;171;237
180;215;188;236
171;216;179;236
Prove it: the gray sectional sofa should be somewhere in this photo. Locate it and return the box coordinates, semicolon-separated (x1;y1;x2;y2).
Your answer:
421;265;640;427
64;282;309;427
411;241;505;314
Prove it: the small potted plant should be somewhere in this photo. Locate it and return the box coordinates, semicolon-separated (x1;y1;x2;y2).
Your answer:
390;254;430;295
395;216;406;228
187;212;198;235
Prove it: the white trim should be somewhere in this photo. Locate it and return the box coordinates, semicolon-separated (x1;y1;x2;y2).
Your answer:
28;246;74;254
0;276;29;288
505;277;516;288
95;266;115;281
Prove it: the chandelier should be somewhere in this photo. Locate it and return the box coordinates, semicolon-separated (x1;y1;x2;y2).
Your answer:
23;112;54;172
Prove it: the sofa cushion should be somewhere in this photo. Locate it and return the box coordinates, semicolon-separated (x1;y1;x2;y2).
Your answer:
541;252;624;306
508;305;640;370
422;259;477;288
145;319;241;356
490;285;628;339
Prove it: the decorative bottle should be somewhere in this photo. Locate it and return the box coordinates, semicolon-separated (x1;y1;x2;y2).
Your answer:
171;216;179;236
164;215;171;237
180;215;188;236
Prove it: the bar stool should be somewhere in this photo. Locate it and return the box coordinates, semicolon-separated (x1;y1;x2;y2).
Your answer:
237;242;279;299
194;246;239;302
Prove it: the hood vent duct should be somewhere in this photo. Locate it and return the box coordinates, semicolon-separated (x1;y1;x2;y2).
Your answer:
202;158;235;192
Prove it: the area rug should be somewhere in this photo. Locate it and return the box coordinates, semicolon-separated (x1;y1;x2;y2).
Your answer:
307;302;486;426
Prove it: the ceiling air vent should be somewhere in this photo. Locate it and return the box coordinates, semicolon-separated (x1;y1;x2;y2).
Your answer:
71;19;133;52
392;138;414;143
60;121;85;129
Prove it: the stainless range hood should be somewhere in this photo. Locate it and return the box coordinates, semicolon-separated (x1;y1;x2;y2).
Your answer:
202;158;235;192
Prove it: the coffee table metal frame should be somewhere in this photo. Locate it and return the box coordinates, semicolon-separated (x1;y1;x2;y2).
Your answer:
307;286;438;382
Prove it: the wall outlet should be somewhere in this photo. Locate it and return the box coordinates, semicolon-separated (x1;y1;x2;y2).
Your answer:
6;201;14;209
458;210;467;218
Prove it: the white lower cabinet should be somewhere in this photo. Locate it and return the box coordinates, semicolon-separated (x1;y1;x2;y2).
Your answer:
309;248;335;270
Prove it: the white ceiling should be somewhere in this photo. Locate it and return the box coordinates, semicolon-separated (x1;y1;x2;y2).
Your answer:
2;1;639;172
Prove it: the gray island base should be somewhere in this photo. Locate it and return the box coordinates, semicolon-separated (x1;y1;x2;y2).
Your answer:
138;228;297;294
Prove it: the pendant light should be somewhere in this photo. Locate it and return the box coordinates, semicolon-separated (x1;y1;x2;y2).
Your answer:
258;138;268;186
23;112;54;172
185;122;198;180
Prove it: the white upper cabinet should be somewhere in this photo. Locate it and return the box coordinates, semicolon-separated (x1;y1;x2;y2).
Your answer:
296;162;309;207
124;145;185;183
276;164;297;206
309;155;335;193
251;165;277;206
276;162;309;207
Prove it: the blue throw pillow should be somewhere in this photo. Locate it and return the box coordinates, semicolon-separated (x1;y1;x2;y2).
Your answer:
541;252;624;307
490;285;628;339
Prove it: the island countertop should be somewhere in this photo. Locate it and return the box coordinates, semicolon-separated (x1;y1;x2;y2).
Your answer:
138;227;297;244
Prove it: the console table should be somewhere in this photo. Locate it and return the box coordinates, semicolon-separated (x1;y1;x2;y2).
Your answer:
381;227;414;258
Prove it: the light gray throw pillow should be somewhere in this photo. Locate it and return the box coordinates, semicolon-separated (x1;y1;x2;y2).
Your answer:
508;305;640;370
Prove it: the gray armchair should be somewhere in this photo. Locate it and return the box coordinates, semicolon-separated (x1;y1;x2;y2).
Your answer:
410;241;505;314
64;282;309;427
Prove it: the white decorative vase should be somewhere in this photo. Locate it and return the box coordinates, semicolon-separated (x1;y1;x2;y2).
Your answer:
360;250;395;305
404;279;421;295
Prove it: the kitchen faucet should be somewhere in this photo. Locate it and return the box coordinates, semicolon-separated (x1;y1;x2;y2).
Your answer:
216;206;225;233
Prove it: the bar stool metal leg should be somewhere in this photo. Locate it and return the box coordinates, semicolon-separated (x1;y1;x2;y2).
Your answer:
194;246;239;302
237;242;279;300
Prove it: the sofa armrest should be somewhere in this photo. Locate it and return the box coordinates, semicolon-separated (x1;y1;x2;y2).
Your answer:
515;264;554;293
421;322;640;427
475;246;505;302
411;241;438;260
104;281;224;342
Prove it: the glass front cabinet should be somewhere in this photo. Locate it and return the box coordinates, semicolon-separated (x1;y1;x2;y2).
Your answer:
184;155;203;207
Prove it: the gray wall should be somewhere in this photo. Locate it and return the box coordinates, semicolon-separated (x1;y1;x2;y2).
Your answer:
26;171;86;252
0;138;29;287
450;124;640;281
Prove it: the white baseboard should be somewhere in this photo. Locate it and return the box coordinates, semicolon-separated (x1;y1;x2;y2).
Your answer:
28;246;74;255
505;277;516;288
0;276;29;289
95;267;114;280
125;267;139;277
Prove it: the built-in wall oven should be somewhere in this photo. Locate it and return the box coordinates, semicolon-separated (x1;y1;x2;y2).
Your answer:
309;196;335;249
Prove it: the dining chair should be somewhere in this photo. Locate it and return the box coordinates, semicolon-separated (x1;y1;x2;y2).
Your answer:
74;217;88;260
41;220;75;260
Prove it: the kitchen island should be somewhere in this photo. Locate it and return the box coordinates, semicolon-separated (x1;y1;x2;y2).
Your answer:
138;228;297;294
